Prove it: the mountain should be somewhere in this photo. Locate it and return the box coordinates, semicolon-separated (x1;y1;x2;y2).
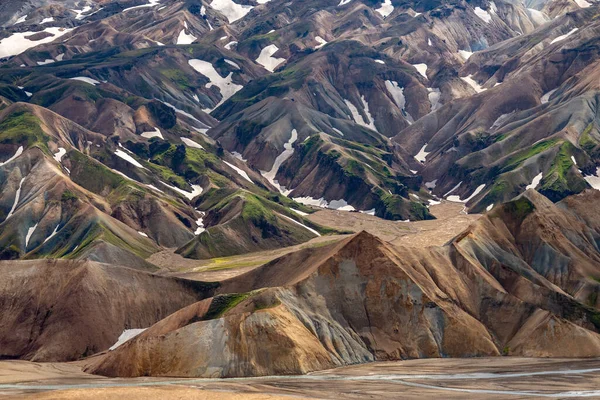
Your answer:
86;189;600;378
1;0;600;383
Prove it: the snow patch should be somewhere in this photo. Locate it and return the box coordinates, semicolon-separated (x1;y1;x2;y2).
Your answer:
14;15;28;25
53;147;66;163
444;181;463;197
224;161;253;183
177;21;197;44
574;0;592;7
224;41;238;50
474;6;493;23
141;127;163;139
550;28;578;45
109;329;147;350
315;36;327;49
261;129;297;194
412;63;428;79
458;50;473;60
138;231;148;237
571;156;577;165
224;59;240;69
0;146;24;166
486;203;494;211
414;143;430;163
115;149;146;169
0;27;73;59
160;182;203;200
338;0;352;5
209;0;253;23
25;223;38;249
345;97;377;131
290;208;308;216
256;44;285;72
44;225;60;244
526;172;543;190
123;0;160;13
277;213;320;236
385;80;414;123
585;168;600;190
41;17;55;24
70;77;100;85
461;75;486;93
329;199;355;211
188;59;243;111
37;59;55;65
6;178;25;221
425;180;437;190
428;88;441;111
541;89;557;104
447;184;486;203
181;137;204;149
375;0;394;18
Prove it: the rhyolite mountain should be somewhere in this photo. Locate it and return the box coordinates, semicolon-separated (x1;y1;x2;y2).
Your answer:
1;0;600;376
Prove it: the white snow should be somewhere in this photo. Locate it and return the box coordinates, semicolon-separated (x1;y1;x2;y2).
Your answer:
37;59;55;65
162;102;204;126
360;208;376;216
195;214;205;235
224;59;240;69
526;172;543;190
0;27;73;59
574;0;592;7
278;213;320;236
461;75;486;93
6;178;25;221
261;129;297;194
414;143;430;163
385;80;414;123
585;168;600;190
290;208;308;216
447;184;486;203
338;0;352;5
459;50;473;60
114;149;147;169
428;38;433;46
486;203;494;211
444;181;463;197
256;44;285;72
293;196;328;208
550;28;578;45
571;156;577;165
428;199;441;206
374;59;385;64
43;225;60;244
329;199;355;211
24;91;32;97
224;161;253;183
345;96;377;131
425;179;437;190
181;137;204;149
177;22;197;44
138;231;148;237
53;147;66;163
474;7;493;23
332;128;344;136
14;15;28;25
224;41;238;50
412;63;428;79
209;0;253;23
41;17;54;24
122;0;160;13
0;146;24;166
188;59;243;111
109;329;147;350
428;88;441;111
141;127;163;139
541;89;557;104
25;223;38;249
72;5;92;19
375;0;394;18
315;36;327;49
69;77;100;85
160;181;203;200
